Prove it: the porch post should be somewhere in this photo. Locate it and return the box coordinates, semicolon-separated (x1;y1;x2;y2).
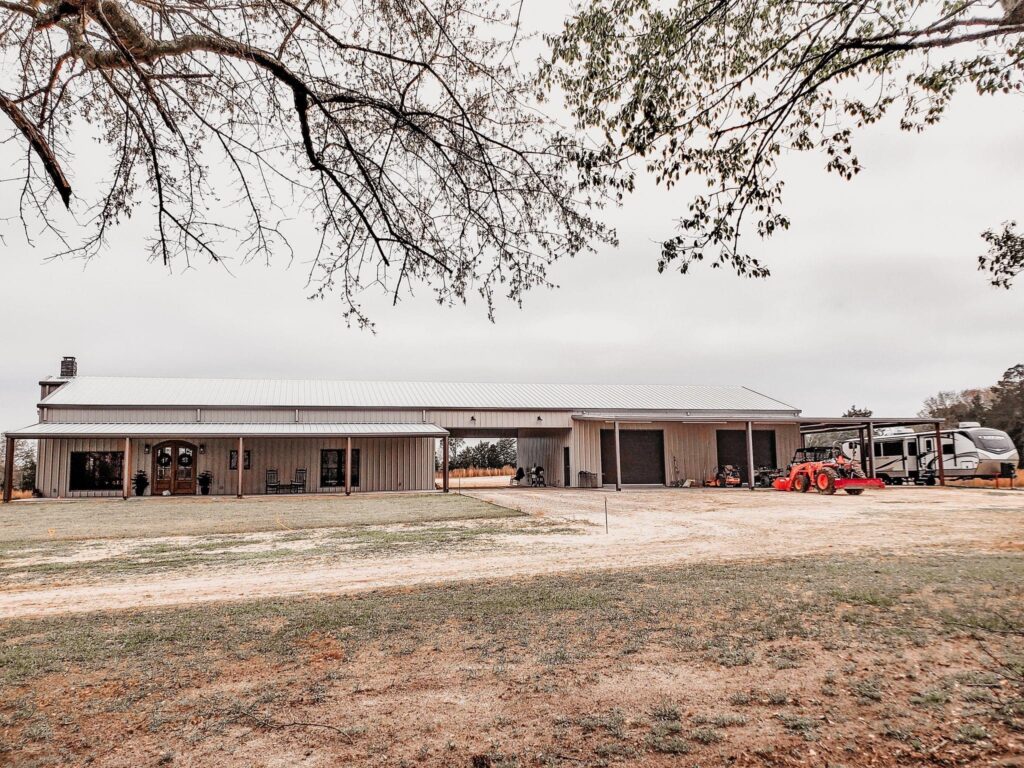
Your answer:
236;436;244;498
122;437;132;500
2;435;14;503
442;436;450;493
344;436;353;496
866;421;876;478
934;423;946;486
745;421;756;490
613;420;622;492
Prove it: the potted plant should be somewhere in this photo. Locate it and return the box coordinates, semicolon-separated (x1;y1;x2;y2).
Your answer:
198;471;214;496
133;470;149;497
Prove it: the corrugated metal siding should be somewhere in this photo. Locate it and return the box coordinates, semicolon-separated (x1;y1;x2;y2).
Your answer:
517;430;571;487
36;437;434;497
569;421;801;487
41;376;799;412
11;423;447;438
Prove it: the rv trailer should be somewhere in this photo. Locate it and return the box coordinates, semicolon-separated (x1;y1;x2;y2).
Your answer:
840;423;1019;485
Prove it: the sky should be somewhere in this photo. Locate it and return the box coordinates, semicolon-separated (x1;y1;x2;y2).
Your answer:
1;4;1022;432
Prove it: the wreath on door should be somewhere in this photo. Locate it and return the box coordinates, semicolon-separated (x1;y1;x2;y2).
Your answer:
156;453;172;468
177;452;194;468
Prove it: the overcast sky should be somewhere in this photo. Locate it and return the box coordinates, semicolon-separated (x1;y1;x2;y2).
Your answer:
1;4;1022;432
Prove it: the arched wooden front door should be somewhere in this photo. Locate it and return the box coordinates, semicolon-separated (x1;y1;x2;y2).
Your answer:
152;441;198;495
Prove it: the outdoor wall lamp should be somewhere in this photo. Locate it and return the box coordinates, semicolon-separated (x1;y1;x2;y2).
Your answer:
144;444;151;455
537;416;543;423
199;444;206;454
470;416;477;423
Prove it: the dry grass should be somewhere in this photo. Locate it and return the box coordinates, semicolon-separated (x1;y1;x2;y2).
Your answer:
0;493;516;542
1;553;1021;766
441;466;515;479
946;469;1023;489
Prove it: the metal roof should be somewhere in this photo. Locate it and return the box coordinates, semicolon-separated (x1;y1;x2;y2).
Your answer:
7;422;449;439
39;377;799;413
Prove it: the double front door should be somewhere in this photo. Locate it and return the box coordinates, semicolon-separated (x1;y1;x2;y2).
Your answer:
152;441;198;495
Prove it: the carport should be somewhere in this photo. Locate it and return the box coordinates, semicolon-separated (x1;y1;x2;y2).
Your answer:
796;416;947;485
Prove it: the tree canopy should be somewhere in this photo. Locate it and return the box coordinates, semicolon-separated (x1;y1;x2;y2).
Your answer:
919;363;1024;465
545;0;1024;284
0;0;607;325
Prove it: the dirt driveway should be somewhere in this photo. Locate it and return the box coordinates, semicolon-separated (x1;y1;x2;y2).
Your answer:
0;487;1020;618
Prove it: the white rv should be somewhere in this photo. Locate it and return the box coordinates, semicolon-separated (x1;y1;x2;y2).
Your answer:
840;423;1019;485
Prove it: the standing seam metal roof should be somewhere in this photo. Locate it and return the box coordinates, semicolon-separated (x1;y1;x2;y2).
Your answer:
38;377;800;413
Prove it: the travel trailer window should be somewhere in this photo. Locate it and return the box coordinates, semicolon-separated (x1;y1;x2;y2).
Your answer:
907;442;918;456
972;430;1014;452
69;452;124;491
881;442;903;457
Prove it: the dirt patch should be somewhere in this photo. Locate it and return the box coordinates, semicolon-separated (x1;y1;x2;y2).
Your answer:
1;554;1021;766
0;486;1021;618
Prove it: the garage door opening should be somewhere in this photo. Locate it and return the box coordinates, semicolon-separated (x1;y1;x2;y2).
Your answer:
715;429;777;481
600;429;666;485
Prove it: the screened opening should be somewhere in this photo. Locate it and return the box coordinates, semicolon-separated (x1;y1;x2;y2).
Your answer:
320;449;360;488
69;451;124;491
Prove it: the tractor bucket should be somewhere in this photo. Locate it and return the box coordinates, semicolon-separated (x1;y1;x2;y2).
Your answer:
772;477;793;491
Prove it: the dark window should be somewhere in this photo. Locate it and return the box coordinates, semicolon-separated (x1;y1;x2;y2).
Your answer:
69;451;124;491
942;443;955;455
881;442;904;457
320;449;360;487
229;450;251;470
874;442;884;457
907;442;918;456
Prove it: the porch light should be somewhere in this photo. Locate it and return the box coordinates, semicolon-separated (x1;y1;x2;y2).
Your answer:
199;444;206;454
537;416;543;423
470;416;476;423
144;444;151;455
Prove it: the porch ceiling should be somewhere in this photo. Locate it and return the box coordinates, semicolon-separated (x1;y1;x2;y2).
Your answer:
6;422;449;439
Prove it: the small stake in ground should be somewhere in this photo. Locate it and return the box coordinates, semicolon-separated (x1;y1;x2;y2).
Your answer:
604;497;608;534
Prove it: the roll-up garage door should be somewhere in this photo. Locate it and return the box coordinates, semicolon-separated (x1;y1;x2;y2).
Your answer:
715;430;778;478
600;430;666;485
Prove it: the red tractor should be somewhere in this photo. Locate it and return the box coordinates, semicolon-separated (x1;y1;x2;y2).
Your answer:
773;447;884;495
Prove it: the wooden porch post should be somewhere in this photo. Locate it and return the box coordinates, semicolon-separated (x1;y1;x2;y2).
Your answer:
745;421;756;490
934;423;946;486
442;436;450;493
613;420;622;492
122;437;132;500
2;435;14;503
344;436;353;496
236;436;244;498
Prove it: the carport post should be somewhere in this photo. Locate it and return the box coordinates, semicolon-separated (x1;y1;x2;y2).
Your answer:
2;435;14;503
613;420;622;492
866;422;876;478
858;428;866;471
442;436;450;493
745;421;756;490
122;437;132;500
344;436;353;496
236;436;244;498
934;423;946;486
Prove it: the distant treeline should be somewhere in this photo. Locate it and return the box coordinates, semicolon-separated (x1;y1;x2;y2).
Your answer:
441;437;517;470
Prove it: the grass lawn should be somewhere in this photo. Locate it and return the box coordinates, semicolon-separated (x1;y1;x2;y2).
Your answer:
2;552;1021;766
0;492;518;541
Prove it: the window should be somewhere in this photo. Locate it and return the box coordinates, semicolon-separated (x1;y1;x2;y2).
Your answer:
320;449;360;487
229;450;251;470
873;443;883;457
942;443;955;455
881;442;904;457
69;451;124;491
907;442;918;456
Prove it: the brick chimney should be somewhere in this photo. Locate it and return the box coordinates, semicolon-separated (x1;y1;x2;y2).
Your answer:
40;356;78;400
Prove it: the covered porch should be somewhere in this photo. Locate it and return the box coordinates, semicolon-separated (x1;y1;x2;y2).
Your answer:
3;422;448;501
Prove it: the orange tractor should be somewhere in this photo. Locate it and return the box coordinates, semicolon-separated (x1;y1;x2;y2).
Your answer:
773;447;884;495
